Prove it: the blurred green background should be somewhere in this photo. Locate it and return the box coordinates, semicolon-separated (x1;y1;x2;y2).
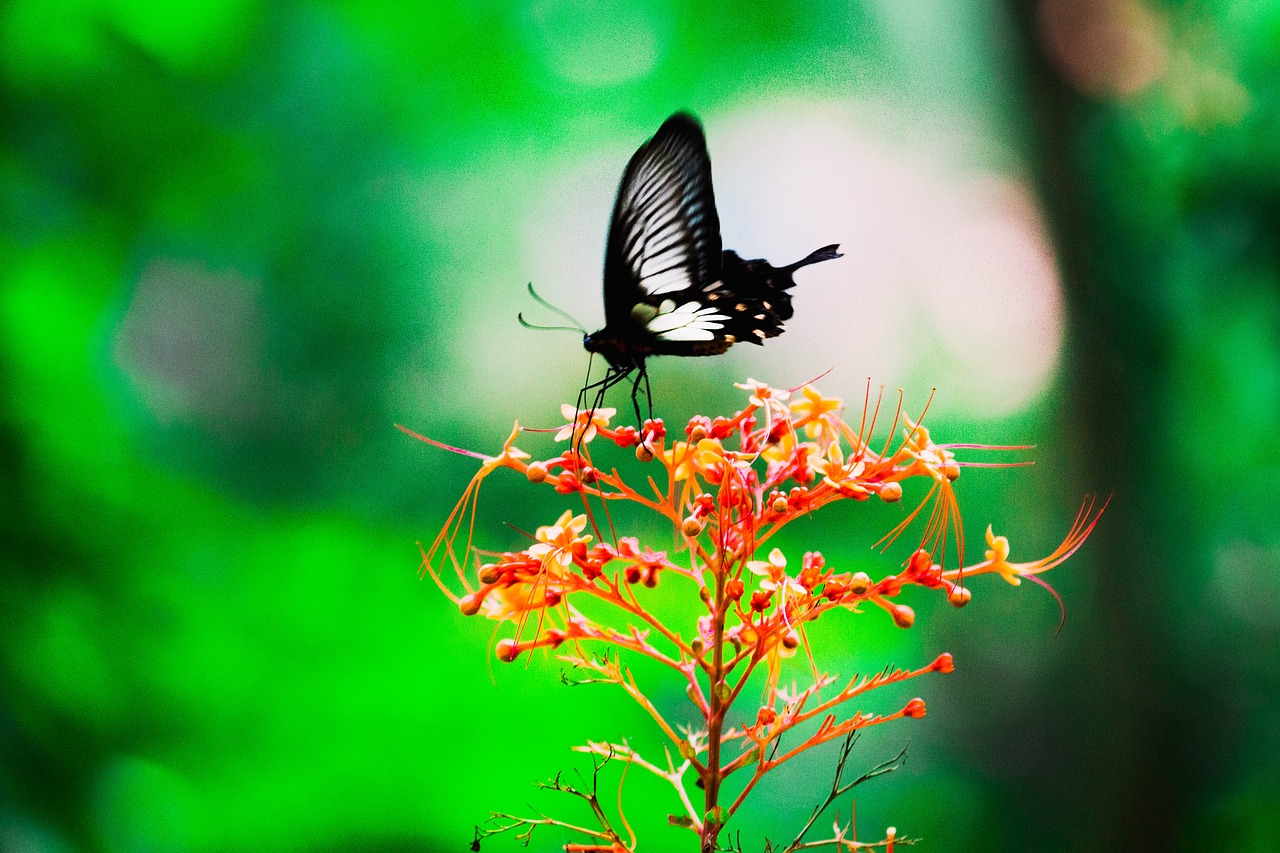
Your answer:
3;0;1279;850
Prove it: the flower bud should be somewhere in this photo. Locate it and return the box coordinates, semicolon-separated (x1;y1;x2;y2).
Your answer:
943;459;961;481
849;572;872;595
932;652;955;673
771;495;788;514
781;630;800;650
478;563;502;584
891;603;915;629
682;515;706;537
688;424;708;443
635;442;655;462
612;426;638;448
755;706;777;726
496;638;519;661
724;578;744;602
903;698;926;718
525;461;548;483
878;481;903;502
947;585;971;607
459;592;484;616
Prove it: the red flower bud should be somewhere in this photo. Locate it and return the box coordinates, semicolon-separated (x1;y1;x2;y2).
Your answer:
643;418;666;442
724;578;745;602
612;426;639;448
553;472;582;494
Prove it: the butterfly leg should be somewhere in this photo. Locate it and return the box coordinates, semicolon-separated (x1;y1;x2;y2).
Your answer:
573;365;633;453
642;366;653;422
628;364;653;427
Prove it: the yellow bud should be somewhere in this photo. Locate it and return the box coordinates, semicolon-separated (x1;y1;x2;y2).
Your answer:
682;515;706;537
943;460;961;481
781;630;800;650
478;563;501;584
771;495;789;514
689;424;708;443
878;482;903;502
525;461;548;483
635;442;655;462
948;586;971;607
891;604;915;629
849;572;872;595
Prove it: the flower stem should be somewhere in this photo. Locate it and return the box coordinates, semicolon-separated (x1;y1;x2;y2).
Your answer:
701;547;728;852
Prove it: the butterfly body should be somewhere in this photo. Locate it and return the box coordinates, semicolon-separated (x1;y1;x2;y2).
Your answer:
579;112;842;421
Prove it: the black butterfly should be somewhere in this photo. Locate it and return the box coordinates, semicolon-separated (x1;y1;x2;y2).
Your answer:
577;112;842;425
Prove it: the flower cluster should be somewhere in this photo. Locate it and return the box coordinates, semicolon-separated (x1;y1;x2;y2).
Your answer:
413;379;1103;851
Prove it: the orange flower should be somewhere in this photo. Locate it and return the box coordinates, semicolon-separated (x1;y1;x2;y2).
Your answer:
555;404;615;444
527;510;591;576
791;384;843;446
983;525;1019;585
746;547;808;606
902;416;960;481
659;440;696;481
813;442;868;497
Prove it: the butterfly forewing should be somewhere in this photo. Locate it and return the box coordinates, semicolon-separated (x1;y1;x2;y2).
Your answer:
603;113;723;328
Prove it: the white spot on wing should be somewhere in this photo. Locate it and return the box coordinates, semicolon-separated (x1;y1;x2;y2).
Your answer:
646;301;730;341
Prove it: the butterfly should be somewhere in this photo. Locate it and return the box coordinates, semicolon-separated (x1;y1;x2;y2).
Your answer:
567;112;843;426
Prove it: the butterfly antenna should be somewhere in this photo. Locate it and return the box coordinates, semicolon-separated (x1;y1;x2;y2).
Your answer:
517;314;583;333
525;283;587;333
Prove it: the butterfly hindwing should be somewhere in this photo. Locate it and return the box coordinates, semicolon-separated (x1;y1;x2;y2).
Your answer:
603;113;723;332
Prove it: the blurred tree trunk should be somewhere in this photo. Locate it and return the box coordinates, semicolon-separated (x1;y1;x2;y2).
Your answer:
1004;3;1178;850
